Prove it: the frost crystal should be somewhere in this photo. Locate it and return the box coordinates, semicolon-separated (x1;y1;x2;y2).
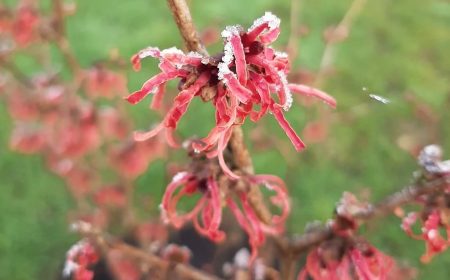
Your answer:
159;203;170;224
217;62;233;81
369;94;390;104
248;12;281;32
278;71;292;111
161;47;184;56
138;46;160;59
275;51;288;59
63;260;79;277
187;51;203;58
222;41;234;64
172;171;188;183
234;248;250;268
221;25;242;39
63;239;87;277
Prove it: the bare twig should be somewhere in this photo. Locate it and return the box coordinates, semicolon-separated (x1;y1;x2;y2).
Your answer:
75;223;221;280
166;0;207;56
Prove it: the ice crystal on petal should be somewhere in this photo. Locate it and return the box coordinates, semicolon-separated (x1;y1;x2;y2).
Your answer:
234;248;250;269
248;12;280;32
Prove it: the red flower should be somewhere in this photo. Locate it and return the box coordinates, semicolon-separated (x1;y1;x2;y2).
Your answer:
84;66;127;99
126;12;336;178
298;242;393;280
63;240;99;280
402;210;450;263
12;1;39;47
161;172;225;242
9;124;46;154
50;103;101;158
109;138;164;179
161;172;289;262
93;186;126;208
98;106;130;140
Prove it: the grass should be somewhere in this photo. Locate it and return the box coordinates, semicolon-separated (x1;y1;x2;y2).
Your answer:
1;0;450;278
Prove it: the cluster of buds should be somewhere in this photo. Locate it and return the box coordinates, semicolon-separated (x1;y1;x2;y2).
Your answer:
126;12;336;179
400;145;450;263
299;193;394;279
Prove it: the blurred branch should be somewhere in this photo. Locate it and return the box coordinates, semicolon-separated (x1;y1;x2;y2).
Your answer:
314;0;366;87
286;0;302;61
276;176;450;256
0;57;33;88
51;0;81;76
75;222;221;280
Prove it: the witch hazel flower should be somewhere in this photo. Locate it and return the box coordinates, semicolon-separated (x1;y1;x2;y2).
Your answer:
401;210;450;263
298;240;394;280
126;12;336;178
11;0;40;47
63;239;99;280
161;169;290;262
399;144;450;263
298;192;394;280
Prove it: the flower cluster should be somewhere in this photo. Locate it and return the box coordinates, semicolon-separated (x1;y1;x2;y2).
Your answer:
126;12;336;178
3;65;164;227
162;168;289;262
299;193;394;279
298;240;393;280
400;145;450;263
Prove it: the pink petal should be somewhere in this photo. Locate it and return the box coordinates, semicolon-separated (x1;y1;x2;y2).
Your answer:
125;72;171;104
133;123;164;142
218;128;239;179
150;83;166;110
222;72;252;103
229;33;247;85
271;106;306;151
288;84;337;108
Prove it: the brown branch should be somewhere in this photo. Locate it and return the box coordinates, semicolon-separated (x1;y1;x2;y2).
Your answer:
286;176;450;256
74;222;221;280
166;0;207;56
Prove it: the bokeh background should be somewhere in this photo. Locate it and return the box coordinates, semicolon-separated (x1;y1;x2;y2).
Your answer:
1;0;450;278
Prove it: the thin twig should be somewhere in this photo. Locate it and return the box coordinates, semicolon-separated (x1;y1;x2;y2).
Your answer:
314;0;366;87
76;223;221;280
51;0;81;76
166;0;207;56
286;0;303;61
288;176;450;256
0;57;34;89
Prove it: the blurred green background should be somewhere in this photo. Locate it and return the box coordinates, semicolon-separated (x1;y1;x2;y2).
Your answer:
1;0;450;278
